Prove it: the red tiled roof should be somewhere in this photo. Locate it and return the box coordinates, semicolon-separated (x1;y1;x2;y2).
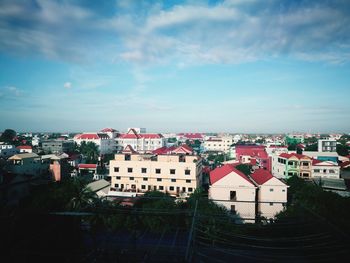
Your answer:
250;169;274;185
268;145;287;148
210;164;254;185
340;161;350;168
100;128;116;132
122;145;138;154
279;153;310;160
236;145;268;159
179;133;204;139
75;133;109;140
312;159;322;165
152;144;193;155
17;145;32;149
78;164;97;169
140;134;163;139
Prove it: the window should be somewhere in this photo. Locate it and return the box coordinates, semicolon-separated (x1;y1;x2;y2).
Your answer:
141;168;147;173
185;169;191;175
323;169;327;173
171;179;176;182
156;169;161;174
159;186;164;190
269;188;274;192
269;202;274;206
186;179;191;183
120;184;124;189
170;169;176;174
128;168;133;173
114;184;119;188
143;177;148;181
141;185;146;190
157;178;162;182
329;170;335;174
314;169;320;173
230;191;236;201
169;186;174;191
114;167;119;172
116;176;121;180
282;189;286;192
129;177;134;180
125;154;131;161
188;187;193;192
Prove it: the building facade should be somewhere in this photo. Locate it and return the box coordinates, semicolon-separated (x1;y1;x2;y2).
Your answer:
203;135;233;153
318;138;337;152
0;144;18;158
311;160;340;179
42;140;74;153
74;133;116;154
109;145;202;197
7;153;50;176
116;129;166;153
272;153;312;179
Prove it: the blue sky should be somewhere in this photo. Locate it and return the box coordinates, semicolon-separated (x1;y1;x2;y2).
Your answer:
0;0;350;133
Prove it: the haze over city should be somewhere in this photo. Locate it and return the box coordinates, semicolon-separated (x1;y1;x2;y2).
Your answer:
1;0;350;132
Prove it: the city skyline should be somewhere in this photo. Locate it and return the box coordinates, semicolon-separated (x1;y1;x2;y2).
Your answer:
1;0;350;133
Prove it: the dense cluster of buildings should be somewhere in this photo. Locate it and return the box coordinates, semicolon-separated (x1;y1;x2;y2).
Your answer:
1;128;349;222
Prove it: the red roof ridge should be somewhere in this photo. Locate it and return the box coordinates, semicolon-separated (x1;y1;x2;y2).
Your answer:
210;164;254;186
249;168;274;185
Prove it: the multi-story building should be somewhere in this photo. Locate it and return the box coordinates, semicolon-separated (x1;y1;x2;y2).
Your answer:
7;153;50;176
235;145;270;170
318;138;337;152
116;129;166;153
209;164;257;223
0;144;18;158
249;169;288;219
203;135;233;153
42;139;74;154
109;145;202;197
272;153;312;179
312;159;340;179
285;134;304;145
74;133;116;154
17;145;32;153
100;128;119;139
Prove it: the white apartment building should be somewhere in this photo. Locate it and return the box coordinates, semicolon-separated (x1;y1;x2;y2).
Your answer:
0;144;18;158
109;145;202;197
203;135;233;153
318;138;337;152
249;169;288;219
312;160;340;179
209;164;256;223
74;133;116;154
116;129;166;153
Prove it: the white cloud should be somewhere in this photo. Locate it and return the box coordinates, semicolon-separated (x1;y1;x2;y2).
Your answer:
63;82;72;89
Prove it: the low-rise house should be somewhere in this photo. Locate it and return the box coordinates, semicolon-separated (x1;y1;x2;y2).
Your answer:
311;159;340;179
235;145;270;170
0;144;18;158
109;144;202;198
17;145;32;153
209;164;256;223
249;169;288;219
87;179;110;198
41;154;71;181
7;153;49;176
272;153;312;179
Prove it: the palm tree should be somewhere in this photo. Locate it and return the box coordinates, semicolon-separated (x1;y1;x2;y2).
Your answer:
66;178;99;210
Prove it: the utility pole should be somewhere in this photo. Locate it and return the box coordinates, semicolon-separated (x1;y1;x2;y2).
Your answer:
185;199;198;262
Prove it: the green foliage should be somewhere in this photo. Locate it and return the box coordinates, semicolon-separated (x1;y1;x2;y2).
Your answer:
167;137;177;143
79;141;99;163
235;164;252;176
336;144;349;156
0;129;16;143
304;143;317;151
287;143;297;151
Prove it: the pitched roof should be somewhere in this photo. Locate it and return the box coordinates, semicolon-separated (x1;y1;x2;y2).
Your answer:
236;145;268;159
17;145;32;149
279;153;310;160
249;169;274;185
8;153;39;160
78;164;97;169
340;161;350;168
122;145;138;154
152;144;193;155
100;128;117;132
210;164;254;185
74;133;109;140
178;133;204;139
87;179;110;192
119;129;163;139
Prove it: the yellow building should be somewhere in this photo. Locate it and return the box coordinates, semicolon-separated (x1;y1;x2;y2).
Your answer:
109;145;202;197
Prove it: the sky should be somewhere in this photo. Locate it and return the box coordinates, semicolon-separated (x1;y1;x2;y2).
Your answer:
0;0;350;133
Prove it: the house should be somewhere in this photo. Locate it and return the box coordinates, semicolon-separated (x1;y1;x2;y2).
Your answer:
16;145;32;153
312;159;340;179
249;169;288;219
177;133;204;142
7;153;50;176
203;135;233;153
272;153;312;179
87;179;110;198
74;133;116;154
41;154;71;181
116;129;166;153
209;164;256;223
41;139;74;154
235;145;270;170
0;144;18;159
109;144;202;198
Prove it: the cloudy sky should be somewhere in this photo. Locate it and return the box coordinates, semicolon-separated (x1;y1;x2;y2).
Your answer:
0;0;350;133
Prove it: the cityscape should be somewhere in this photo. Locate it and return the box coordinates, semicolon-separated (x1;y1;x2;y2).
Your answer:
1;0;350;262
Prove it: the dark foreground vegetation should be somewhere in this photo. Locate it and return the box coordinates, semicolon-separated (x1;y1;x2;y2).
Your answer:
1;176;350;262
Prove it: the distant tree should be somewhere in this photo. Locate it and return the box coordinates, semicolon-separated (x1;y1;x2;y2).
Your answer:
235;164;252;176
336;144;349;156
288;143;297;151
0;129;16;143
296;147;303;154
167;137;177;143
305;143;318;151
79;141;99;163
